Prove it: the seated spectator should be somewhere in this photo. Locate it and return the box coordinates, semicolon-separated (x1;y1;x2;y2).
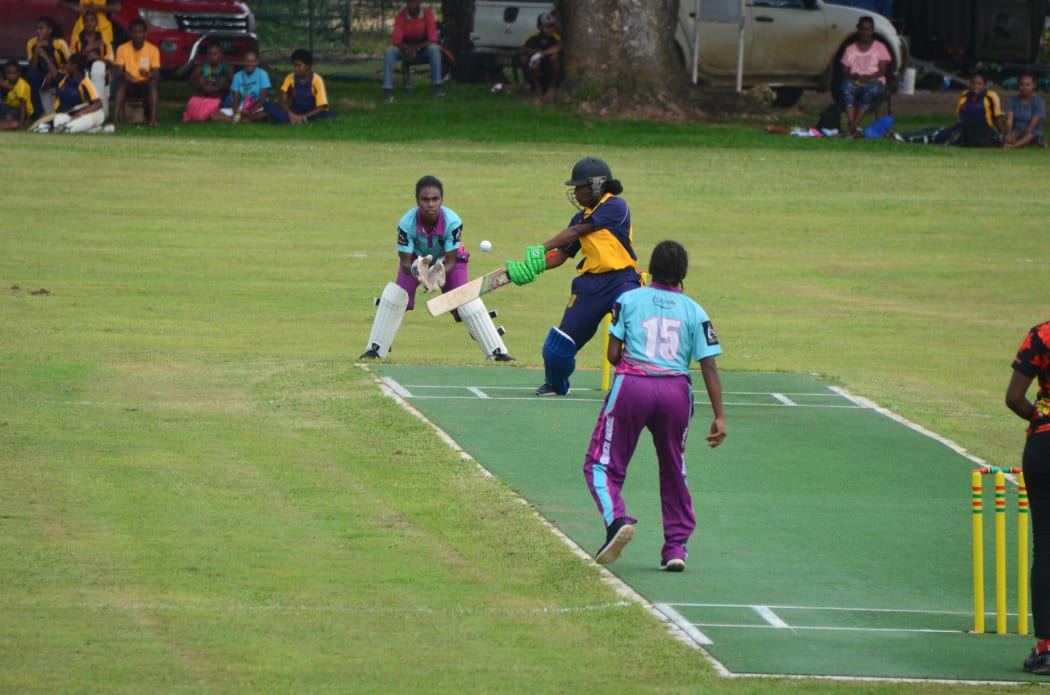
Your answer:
212;49;270;123
113;18;159;127
26;16;70;119
71;11;112;119
382;0;444;102
182;42;231;122
263;49;336;124
838;16;891;138
0;60;34;131
49;53;105;133
519;12;563;104
1003;72;1046;149
892;72;1004;147
60;0;121;47
948;71;1004;147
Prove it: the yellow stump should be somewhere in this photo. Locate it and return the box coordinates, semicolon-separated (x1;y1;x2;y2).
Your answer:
1019;472;1030;635
995;469;1007;635
972;470;985;634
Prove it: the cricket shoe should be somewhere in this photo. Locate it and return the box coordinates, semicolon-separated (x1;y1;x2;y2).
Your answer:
535;383;568;396
359;349;381;359
1024;648;1050;675
493;354;516;362
595;518;634;565
660;558;686;572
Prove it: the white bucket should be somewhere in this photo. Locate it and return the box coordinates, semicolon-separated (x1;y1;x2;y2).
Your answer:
899;67;916;96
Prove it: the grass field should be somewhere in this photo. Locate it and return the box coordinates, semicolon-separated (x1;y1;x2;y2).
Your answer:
2;74;1049;692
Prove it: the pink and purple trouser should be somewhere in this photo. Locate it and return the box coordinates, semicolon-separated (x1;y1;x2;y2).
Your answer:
583;372;696;562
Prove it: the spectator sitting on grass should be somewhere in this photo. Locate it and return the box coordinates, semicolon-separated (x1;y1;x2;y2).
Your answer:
1004;72;1046;150
26;16;70;118
182;42;231;122
263;49;336;125
212;48;270;123
71;11;112;119
0;60;34;130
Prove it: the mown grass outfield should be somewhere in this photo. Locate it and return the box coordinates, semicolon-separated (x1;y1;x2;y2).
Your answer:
2;75;1049;693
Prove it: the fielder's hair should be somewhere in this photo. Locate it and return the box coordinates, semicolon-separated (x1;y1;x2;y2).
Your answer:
37;16;60;33
291;48;313;65
648;240;689;288
416;175;443;199
67;53;89;74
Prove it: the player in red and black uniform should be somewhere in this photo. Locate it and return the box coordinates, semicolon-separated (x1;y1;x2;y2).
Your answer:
507;157;642;396
1008;321;1050;674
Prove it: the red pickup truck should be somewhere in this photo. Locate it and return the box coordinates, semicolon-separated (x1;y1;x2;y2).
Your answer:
0;0;257;74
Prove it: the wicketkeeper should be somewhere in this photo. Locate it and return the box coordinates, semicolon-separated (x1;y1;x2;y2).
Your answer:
504;157;641;395
360;175;514;361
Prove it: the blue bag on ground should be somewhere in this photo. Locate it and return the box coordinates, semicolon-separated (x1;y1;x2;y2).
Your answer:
863;115;895;139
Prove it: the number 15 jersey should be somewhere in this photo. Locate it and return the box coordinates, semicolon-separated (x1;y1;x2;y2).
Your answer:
609;283;721;378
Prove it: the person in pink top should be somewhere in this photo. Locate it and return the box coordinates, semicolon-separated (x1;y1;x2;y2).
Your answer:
839;16;891;138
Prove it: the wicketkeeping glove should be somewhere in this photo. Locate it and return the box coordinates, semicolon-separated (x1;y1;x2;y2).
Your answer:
506;260;536;286
411;255;432;279
424;259;446;292
524;245;547;275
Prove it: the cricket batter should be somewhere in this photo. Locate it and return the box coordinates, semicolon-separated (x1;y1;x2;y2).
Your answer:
360;175;513;361
1007;321;1050;674
583;240;726;570
506;157;642;395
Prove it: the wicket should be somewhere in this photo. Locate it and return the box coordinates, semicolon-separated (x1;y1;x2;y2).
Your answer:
971;466;1029;635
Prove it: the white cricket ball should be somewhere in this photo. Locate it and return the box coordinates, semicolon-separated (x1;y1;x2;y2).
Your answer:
480;240;493;252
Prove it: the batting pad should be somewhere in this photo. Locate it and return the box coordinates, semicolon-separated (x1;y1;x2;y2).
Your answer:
542;327;576;394
364;282;409;358
458;298;510;360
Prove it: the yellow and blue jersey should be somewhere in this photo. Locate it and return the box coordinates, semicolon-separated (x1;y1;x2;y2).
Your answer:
3;76;34;118
280;72;328;114
610;284;721;378
27;37;70;70
71;30;112;61
54;73;99;113
564;193;637;275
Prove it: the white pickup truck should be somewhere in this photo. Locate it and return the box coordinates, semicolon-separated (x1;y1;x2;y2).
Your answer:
469;1;907;107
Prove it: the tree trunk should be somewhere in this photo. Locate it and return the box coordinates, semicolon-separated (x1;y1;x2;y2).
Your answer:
558;0;699;119
441;0;475;57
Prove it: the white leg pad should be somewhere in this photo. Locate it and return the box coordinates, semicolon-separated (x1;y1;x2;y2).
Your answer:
363;283;408;358
459;298;510;360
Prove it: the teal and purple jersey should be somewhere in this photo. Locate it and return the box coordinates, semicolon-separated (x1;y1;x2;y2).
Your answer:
610;282;720;378
396;205;463;258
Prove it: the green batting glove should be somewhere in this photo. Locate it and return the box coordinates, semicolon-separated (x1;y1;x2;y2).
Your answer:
506;260;536;286
524;245;547;275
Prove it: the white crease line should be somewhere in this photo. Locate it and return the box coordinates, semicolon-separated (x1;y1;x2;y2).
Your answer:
753;605;790;628
654;603;715;646
380;376;413;399
466;387;490;399
695;623;963;636
771;393;797;406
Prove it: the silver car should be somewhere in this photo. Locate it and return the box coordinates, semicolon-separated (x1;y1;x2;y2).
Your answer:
676;0;908;106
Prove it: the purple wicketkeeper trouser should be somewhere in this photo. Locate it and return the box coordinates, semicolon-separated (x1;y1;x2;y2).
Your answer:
396;250;470;318
583;372;696;562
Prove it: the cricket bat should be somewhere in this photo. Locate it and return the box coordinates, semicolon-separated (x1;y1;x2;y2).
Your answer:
426;266;512;317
